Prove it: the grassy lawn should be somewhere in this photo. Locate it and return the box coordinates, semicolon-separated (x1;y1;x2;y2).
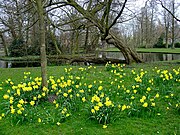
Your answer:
137;48;180;54
105;48;180;54
0;54;95;62
0;62;179;135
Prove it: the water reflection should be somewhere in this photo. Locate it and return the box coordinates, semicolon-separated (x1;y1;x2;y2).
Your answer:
0;61;40;68
101;52;180;62
138;53;180;62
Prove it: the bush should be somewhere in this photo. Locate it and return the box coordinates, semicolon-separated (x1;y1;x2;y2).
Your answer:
45;32;61;55
153;34;165;48
175;42;180;48
27;45;40;56
46;41;59;55
9;38;27;57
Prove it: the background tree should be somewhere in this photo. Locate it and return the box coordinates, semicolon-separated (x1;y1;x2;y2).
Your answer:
157;0;180;48
158;0;180;22
0;30;8;56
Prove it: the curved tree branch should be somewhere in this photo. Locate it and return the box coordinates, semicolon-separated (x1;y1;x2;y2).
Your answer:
108;0;127;29
159;0;180;22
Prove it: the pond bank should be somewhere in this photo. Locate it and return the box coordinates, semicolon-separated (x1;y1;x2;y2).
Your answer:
104;48;180;54
0;50;180;68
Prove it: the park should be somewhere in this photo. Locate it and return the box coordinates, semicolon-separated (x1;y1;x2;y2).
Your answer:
0;0;180;135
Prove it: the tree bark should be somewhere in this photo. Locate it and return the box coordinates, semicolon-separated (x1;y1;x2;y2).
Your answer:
105;32;143;64
171;0;175;49
0;32;8;56
165;26;169;48
50;29;62;54
84;27;89;53
36;0;48;87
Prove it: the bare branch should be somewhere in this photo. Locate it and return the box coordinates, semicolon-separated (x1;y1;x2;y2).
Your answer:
108;0;127;29
24;19;38;30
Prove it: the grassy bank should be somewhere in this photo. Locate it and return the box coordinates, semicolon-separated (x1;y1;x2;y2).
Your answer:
137;48;180;54
0;63;179;135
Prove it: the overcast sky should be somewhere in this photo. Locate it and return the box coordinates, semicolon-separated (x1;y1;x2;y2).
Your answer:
135;0;146;7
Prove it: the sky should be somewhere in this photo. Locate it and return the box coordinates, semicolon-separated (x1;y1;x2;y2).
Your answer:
135;0;146;7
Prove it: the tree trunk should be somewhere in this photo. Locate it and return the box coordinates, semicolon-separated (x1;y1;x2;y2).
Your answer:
36;0;48;87
0;32;8;56
75;30;79;55
84;27;89;53
105;32;143;64
171;0;175;49
15;0;22;39
71;31;75;54
50;29;62;54
165;26;169;48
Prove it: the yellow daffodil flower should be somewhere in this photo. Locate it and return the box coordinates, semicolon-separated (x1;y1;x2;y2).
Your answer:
122;105;127;111
98;86;103;90
3;94;9;99
142;102;148;107
30;101;35;106
103;125;107;129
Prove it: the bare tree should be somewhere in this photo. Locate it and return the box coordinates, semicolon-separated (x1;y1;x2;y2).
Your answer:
171;0;175;48
48;0;142;64
158;0;180;22
162;0;171;48
158;0;180;48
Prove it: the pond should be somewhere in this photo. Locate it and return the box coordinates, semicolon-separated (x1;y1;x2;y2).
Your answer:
0;61;40;68
0;60;68;68
99;52;180;62
138;53;180;62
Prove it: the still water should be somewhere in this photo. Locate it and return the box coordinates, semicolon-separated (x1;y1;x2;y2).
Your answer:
0;61;40;68
99;52;180;62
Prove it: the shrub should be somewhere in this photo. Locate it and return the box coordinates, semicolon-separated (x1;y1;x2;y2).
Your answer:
175;42;180;48
27;45;40;56
9;38;27;57
153;34;165;48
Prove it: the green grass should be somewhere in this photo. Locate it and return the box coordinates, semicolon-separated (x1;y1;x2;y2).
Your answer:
0;63;180;135
137;48;180;54
0;116;178;135
0;54;95;62
0;56;40;62
105;48;180;54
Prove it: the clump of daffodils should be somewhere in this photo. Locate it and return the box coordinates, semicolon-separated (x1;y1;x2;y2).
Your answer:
89;93;116;125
